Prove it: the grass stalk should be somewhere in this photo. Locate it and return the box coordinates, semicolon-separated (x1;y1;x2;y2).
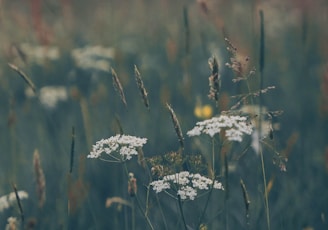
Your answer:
259;10;271;230
177;195;188;230
122;162;154;230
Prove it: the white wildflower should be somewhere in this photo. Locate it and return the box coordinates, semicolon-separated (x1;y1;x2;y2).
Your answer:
213;181;224;190
21;43;60;65
150;171;224;200
0;191;28;212
150;179;171;193
87;135;147;161
5;217;18;230
177;186;197;200
71;45;115;72
39;86;68;109
187;115;253;142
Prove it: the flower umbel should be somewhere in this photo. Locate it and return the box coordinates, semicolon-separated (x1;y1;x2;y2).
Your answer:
150;171;224;200
187;114;253;142
0;191;28;213
88;135;147;161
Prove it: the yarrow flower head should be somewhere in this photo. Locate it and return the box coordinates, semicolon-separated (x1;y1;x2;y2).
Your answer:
150;171;224;200
187;114;253;142
88;135;147;161
0;191;28;212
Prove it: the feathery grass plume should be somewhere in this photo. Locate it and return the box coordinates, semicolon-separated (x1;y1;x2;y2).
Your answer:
240;179;251;226
33;149;46;208
230;86;276;110
69;126;75;173
166;103;184;149
111;67;127;107
208;56;221;105
137;147;146;169
12;183;24;222
134;65;149;109
8;63;36;93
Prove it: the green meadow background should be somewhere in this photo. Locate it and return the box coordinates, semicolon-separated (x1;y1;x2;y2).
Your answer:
0;0;328;229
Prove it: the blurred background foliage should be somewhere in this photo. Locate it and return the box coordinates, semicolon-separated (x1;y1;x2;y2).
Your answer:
0;0;328;229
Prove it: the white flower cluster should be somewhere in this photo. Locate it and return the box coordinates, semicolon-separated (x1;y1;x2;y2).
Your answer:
0;191;28;212
38;86;68;109
71;46;115;72
187;115;253;142
21;43;60;64
150;171;224;200
5;217;18;230
88;135;147;161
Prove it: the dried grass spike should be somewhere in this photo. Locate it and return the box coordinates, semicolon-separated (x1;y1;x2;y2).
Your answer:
134;65;149;109
111;67;127;107
128;173;137;197
208;56;221;104
105;197;131;208
166;103;184;149
8;63;36;93
33;149;46;208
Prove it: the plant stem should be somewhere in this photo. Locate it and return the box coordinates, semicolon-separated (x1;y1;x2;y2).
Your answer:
259;9;271;230
196;182;215;229
135;195;154;230
122;162;154;230
178;195;188;230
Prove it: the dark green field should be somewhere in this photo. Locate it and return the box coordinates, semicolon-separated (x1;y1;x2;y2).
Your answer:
0;1;327;229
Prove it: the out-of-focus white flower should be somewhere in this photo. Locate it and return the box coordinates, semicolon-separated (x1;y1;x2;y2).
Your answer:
0;191;28;212
88;135;147;161
187;115;253;142
21;43;60;64
39;86;68;109
150;171;224;200
71;46;115;72
5;216;18;230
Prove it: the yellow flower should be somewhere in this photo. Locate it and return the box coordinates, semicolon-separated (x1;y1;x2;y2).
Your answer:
194;104;213;119
202;105;213;118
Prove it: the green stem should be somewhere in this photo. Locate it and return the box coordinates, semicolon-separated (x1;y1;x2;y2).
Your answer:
134;195;154;230
212;138;215;177
259;9;271;230
196;182;215;229
122;162;154;230
178;195;188;230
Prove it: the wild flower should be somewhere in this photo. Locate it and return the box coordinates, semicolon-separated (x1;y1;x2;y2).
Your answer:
5;217;18;230
38;86;68;109
187;114;253;142
20;43;60;65
0;191;28;213
194;104;213;119
71;45;115;72
150;171;223;200
87;135;147;161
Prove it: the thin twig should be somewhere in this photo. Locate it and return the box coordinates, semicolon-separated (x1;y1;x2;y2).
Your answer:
12;183;24;223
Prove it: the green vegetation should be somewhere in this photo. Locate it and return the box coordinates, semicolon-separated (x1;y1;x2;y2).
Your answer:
0;1;327;229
